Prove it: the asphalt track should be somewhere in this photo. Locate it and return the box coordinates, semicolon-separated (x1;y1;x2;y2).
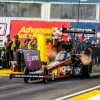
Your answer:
0;66;100;100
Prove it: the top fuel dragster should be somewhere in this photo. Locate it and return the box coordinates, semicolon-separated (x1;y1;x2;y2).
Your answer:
9;27;97;83
10;50;92;83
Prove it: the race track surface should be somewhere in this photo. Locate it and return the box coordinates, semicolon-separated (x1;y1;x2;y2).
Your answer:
0;66;100;100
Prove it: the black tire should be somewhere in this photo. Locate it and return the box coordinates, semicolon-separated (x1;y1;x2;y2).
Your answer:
82;62;92;77
43;67;48;83
24;67;29;83
43;67;48;75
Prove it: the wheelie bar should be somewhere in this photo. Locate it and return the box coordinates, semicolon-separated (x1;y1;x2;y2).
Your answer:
9;74;52;79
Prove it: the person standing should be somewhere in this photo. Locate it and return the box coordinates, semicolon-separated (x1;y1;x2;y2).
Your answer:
83;39;91;57
23;35;31;49
14;35;23;50
13;35;23;61
24;35;30;44
28;37;37;50
75;39;82;54
96;40;100;65
2;34;16;68
91;41;97;64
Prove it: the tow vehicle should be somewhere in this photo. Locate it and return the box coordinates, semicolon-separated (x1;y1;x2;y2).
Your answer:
9;27;97;83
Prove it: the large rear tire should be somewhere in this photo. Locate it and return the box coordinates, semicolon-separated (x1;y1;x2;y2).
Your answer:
82;62;92;77
24;67;29;83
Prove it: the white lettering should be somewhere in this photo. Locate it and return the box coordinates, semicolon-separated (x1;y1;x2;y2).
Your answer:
32;56;39;61
66;28;94;33
32;56;35;60
14;75;43;78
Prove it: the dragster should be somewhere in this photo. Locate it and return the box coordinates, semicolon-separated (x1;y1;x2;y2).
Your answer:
9;27;97;83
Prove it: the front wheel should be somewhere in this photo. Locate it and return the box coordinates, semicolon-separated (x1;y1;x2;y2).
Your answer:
24;67;29;83
43;67;48;83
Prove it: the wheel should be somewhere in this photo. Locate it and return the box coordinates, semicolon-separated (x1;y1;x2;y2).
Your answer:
43;67;48;75
82;62;92;77
43;78;48;83
24;67;29;83
43;67;48;83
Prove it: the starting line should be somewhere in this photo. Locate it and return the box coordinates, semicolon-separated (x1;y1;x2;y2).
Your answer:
55;85;100;100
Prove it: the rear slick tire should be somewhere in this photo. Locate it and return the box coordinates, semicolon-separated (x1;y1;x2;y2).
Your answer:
82;62;92;78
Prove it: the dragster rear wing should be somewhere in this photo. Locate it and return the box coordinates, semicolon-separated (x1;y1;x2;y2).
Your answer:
62;27;98;34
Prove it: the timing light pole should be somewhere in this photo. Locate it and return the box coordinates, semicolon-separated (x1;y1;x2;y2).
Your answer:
77;0;87;28
76;0;87;31
73;0;81;42
77;0;81;29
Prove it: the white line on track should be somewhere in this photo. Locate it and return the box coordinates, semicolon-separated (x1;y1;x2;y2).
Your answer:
55;85;100;100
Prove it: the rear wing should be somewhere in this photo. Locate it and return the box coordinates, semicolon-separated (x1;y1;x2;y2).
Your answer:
62;27;98;34
53;27;98;38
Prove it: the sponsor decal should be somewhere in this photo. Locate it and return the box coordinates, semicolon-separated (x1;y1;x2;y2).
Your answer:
75;33;95;41
13;74;43;78
26;54;39;66
10;20;70;42
17;27;54;38
63;28;95;33
0;23;10;47
26;54;32;66
74;67;81;75
0;23;7;36
23;50;42;69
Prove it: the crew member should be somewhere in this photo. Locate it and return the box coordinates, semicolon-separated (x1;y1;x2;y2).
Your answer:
83;39;91;57
91;41;97;64
64;37;73;53
23;35;31;49
14;35;23;50
28;37;37;50
76;39;82;54
24;35;30;44
2;34;16;68
96;40;100;65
